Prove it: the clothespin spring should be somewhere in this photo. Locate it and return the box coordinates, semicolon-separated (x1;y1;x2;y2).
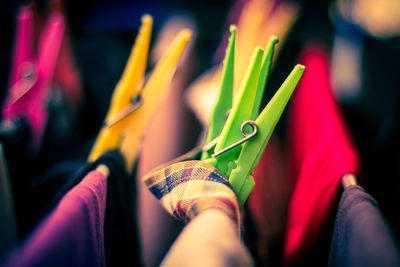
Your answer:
8;62;38;105
212;120;258;158
104;94;142;128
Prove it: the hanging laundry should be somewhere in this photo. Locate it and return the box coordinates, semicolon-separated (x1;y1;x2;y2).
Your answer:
35;150;140;267
328;184;400;267
142;160;251;266
247;135;291;266
1;169;107;267
98;151;140;267
41;150;140;267
143;160;240;226
161;208;253;267
2;2;400;267
1;150;140;267
283;44;360;266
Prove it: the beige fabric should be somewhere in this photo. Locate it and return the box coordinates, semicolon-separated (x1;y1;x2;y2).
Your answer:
161;209;253;267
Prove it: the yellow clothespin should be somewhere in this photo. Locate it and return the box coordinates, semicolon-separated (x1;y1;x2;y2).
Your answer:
88;15;192;173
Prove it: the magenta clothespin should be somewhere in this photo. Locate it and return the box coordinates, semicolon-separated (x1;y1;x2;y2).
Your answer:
2;6;65;152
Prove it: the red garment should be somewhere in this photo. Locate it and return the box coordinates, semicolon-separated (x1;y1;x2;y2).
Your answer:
248;135;291;266
283;44;360;265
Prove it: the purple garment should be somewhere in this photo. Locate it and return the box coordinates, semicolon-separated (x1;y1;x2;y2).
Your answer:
328;185;400;267
2;170;107;267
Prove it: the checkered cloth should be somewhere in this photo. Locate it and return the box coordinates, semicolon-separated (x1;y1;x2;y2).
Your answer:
143;160;241;227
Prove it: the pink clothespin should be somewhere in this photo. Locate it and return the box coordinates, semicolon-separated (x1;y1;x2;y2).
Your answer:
2;5;65;152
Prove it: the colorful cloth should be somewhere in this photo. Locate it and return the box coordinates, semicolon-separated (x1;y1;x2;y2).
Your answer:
2;170;107;267
24;150;140;267
328;185;400;267
283;44;360;265
247;136;291;266
143;160;240;227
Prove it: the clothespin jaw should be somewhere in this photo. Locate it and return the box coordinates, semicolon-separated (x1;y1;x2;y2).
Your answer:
119;29;191;172
250;35;279;121
2;5;65;151
207;46;264;175
88;15;153;166
203;26;305;205
88;15;192;173
201;30;278;163
201;25;236;161
10;6;34;87
230;64;305;205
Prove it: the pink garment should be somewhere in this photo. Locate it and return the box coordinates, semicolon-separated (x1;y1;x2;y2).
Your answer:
283;44;360;265
2;170;107;267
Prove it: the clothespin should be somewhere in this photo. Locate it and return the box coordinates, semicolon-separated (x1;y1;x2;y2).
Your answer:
202;26;305;205
2;6;65;151
88;15;192;173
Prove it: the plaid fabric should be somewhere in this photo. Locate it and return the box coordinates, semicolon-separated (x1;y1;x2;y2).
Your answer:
143;160;241;227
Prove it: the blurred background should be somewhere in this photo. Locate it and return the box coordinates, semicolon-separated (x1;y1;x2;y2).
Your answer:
0;0;399;266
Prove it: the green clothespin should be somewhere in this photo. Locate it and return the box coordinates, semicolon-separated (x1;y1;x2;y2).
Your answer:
200;25;236;161
203;25;305;205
